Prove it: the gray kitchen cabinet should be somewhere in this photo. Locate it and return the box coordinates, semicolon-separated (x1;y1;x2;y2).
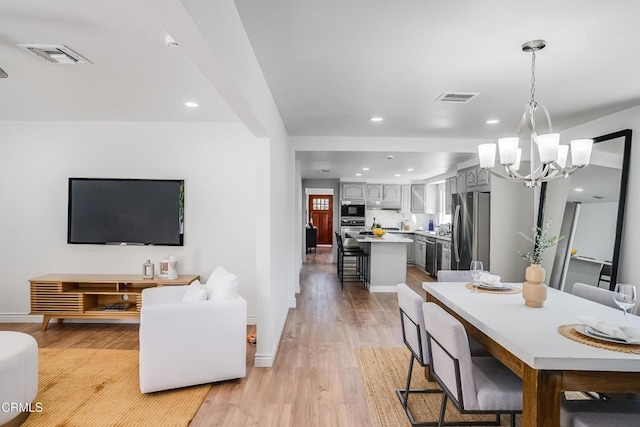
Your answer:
445;176;456;214
436;240;451;275
366;184;383;202
411;184;426;213
341;183;366;201
383;184;401;203
466;167;477;189
401;185;411;212
404;234;414;263
456;171;466;194
426;184;438;214
476;167;491;190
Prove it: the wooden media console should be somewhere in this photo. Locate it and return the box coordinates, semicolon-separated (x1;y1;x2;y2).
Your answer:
29;274;199;331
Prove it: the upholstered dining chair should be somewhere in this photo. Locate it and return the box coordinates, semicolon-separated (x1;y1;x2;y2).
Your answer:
422;302;522;427
396;284;494;426
571;282;620;310
437;271;490;357
396;283;442;426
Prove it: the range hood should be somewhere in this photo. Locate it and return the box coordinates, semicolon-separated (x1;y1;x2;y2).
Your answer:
367;201;401;211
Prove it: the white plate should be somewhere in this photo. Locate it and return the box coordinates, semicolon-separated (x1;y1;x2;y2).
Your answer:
573;324;631;344
476;283;510;291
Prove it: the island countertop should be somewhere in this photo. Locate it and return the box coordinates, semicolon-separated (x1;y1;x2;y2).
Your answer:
347;232;413;243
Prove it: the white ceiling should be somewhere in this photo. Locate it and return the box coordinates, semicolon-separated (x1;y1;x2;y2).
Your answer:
235;0;640;180
1;1;638;184
0;0;238;122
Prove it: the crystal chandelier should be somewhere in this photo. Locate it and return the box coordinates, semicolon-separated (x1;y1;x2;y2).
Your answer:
477;40;593;188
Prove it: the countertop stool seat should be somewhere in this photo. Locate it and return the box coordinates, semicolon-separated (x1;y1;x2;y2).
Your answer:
0;331;38;427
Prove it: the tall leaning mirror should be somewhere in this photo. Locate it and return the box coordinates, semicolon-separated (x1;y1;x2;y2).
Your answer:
539;129;632;292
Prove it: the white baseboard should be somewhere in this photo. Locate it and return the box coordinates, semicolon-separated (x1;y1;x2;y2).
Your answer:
253;306;291;368
1;313;257;325
368;285;399;293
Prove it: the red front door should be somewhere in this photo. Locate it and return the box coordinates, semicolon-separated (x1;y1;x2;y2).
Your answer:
309;195;333;245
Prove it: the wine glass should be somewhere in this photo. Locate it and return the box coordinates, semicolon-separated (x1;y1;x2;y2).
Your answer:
614;284;637;323
470;261;483;292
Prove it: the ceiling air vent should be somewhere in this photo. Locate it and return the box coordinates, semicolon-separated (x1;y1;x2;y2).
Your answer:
0;67;7;78
319;169;333;173
17;44;92;64
435;92;480;104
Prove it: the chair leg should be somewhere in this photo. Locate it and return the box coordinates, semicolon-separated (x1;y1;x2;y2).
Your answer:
438;393;448;427
395;354;444;427
510;414;515;427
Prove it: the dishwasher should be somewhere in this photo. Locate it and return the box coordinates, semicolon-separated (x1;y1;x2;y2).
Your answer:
425;237;437;276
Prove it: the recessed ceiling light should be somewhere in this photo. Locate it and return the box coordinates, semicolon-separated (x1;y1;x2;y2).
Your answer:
362;167;370;171
575;188;584;192
184;102;199;108
486;119;500;124
386;155;395;160
370;117;383;122
407;168;414;172
355;173;362;177
394;174;401;177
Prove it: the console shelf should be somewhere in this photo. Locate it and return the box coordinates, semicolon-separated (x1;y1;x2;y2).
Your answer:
29;273;199;331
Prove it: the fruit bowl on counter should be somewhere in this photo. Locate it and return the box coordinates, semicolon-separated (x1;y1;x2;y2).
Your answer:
372;228;387;237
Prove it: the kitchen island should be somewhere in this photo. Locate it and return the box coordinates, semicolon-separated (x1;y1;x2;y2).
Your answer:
348;232;413;292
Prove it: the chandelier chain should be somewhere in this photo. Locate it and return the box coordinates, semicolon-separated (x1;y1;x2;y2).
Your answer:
530;49;536;104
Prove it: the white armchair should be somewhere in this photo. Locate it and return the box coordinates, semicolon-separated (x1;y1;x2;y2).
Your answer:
139;285;247;393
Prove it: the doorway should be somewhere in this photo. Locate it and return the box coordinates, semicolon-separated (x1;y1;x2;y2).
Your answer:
308;195;333;245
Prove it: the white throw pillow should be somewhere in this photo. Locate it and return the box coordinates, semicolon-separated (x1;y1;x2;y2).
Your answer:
205;266;239;299
181;279;207;302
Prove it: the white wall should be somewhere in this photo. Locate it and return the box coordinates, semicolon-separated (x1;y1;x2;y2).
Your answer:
0;121;259;321
572;202;618;261
490;175;535;282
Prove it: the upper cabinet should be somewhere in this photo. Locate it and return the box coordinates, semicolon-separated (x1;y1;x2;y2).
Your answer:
366;184;383;202
456;171;466;194
401;185;411;212
341;183;366;201
445;177;456;214
462;166;491;192
410;184;426;213
383;185;401;203
410;184;438;214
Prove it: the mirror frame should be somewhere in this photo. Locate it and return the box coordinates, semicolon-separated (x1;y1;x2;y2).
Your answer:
538;129;632;291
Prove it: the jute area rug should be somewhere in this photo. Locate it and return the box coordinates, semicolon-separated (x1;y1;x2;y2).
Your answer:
23;348;210;427
356;347;590;427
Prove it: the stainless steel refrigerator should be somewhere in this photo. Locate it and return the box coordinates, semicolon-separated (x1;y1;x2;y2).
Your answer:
451;192;490;271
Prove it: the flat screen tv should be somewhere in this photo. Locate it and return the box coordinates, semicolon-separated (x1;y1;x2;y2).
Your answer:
68;178;184;246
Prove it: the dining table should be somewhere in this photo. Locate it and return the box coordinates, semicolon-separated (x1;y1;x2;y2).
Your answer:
422;281;640;427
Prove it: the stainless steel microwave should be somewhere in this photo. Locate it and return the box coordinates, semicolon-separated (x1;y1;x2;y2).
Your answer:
341;203;365;218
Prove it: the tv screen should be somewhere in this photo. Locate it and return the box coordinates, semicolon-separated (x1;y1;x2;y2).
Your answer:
68;178;184;246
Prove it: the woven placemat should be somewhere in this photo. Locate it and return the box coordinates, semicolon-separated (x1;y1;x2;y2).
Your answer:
558;324;640;355
464;283;520;295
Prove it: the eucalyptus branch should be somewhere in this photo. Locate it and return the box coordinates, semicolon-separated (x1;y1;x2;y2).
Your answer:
516;220;563;265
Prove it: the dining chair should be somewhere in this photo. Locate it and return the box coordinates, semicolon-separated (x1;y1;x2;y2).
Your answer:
561;398;640;426
437;271;490;357
437;270;474;283
422;302;522;427
571;282;619;310
396;283;442;426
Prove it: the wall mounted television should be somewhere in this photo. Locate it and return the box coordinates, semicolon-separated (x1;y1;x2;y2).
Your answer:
68;178;184;246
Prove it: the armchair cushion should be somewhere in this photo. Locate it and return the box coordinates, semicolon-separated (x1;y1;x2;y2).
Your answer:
182;279;207;302
205;266;239;299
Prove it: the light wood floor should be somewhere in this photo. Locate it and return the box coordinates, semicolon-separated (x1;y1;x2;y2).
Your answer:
1;247;434;426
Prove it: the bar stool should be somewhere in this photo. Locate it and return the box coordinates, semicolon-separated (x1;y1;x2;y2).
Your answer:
334;232;368;289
